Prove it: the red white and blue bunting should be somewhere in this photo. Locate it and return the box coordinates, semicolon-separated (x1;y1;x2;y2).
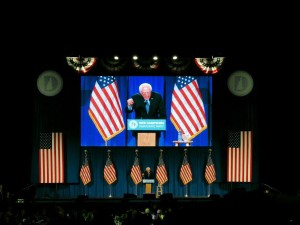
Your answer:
194;57;225;74
66;57;97;73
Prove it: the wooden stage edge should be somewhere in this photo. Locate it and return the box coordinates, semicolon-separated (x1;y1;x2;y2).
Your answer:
31;195;217;204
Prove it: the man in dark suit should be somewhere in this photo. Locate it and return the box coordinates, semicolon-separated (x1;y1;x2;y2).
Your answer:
142;167;154;179
142;167;154;194
126;83;166;119
126;83;166;145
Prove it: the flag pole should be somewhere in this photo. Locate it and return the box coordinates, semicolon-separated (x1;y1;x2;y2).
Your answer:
185;185;188;197
180;148;190;198
207;148;212;197
135;184;137;196
109;185;112;198
184;148;189;197
107;149;112;198
84;149;88;196
135;149;139;196
158;149;165;197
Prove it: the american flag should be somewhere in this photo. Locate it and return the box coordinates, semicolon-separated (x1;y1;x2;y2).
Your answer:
104;156;117;185
156;153;168;185
170;76;207;140
180;153;192;185
39;132;64;183
227;131;252;182
80;153;91;185
130;155;142;185
88;76;125;141
205;152;216;184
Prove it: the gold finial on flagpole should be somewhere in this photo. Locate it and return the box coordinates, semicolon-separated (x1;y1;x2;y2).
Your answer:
160;149;163;155
184;148;187;156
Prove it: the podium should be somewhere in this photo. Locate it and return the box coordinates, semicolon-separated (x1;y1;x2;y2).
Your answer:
137;133;156;146
143;179;155;194
127;119;166;146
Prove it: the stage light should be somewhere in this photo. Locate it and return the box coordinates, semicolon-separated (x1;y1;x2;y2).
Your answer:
165;55;192;73
100;55;128;72
132;55;160;71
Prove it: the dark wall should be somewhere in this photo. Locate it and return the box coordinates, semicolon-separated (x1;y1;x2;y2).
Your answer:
2;45;299;197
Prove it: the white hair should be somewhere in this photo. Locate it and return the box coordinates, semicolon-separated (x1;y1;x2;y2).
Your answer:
139;83;152;93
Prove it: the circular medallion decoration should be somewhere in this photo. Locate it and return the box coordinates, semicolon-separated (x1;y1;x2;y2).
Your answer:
227;70;253;96
128;120;138;130
37;70;63;96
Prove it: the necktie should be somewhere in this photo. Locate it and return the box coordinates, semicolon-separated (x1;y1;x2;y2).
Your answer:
146;100;150;114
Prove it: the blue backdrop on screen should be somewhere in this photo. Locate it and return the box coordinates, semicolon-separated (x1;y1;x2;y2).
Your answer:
81;76;212;146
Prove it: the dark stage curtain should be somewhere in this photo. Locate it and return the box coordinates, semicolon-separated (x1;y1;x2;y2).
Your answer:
30;61;260;199
32;146;258;199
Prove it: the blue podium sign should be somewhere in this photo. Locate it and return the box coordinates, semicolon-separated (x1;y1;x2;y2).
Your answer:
143;179;155;184
127;119;166;131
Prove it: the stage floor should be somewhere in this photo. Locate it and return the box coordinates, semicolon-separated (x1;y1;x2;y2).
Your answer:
30;193;218;203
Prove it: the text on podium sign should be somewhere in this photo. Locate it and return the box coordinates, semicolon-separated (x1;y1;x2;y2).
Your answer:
127;119;166;131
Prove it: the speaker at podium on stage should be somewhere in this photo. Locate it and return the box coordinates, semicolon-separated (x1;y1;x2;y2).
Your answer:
142;167;155;193
125;83;167;146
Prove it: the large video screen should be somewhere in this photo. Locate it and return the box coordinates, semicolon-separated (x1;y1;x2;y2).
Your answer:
81;75;212;147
